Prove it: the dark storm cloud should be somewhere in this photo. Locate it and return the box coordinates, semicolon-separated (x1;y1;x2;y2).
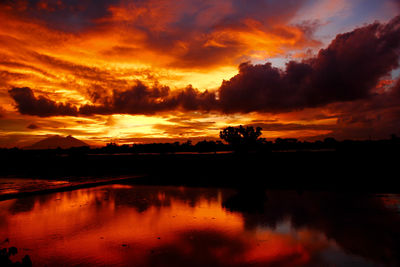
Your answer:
1;0;306;33
320;78;400;140
112;0;311;69
0;0;320;70
218;15;400;113
8;87;78;117
9;83;216;116
80;82;217;115
8;16;400;118
1;0;120;32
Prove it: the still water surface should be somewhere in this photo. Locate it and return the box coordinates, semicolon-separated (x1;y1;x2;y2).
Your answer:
0;185;399;266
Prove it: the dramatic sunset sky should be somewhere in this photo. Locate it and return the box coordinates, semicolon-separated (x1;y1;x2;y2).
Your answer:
0;0;400;147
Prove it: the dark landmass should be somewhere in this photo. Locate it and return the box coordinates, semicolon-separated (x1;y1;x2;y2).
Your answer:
1;135;399;194
25;135;89;150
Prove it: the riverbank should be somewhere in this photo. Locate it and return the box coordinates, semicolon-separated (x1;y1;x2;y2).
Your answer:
0;176;143;201
1;149;399;197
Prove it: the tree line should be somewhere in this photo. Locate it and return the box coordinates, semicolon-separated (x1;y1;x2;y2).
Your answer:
1;125;399;155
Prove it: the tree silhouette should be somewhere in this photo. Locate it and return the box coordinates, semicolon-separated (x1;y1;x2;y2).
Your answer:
219;125;264;152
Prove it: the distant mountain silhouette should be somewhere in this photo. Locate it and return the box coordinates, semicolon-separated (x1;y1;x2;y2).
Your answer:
25;135;89;150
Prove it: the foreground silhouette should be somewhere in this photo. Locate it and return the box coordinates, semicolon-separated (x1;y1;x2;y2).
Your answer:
219;125;264;152
0;246;32;267
0;127;399;193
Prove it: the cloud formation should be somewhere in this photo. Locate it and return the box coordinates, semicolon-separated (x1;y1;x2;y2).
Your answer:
9;16;400;119
322;77;400;140
0;0;321;75
9;83;217;116
2;1;400;144
219;15;400;113
1;0;121;32
9;87;78;117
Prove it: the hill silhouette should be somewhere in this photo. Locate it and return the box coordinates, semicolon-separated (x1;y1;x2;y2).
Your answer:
25;135;88;150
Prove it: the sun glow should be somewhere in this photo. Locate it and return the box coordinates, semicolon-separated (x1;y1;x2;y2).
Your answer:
0;1;398;146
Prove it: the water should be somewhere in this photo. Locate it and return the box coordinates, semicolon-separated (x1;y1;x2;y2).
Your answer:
0;177;138;199
0;185;399;266
0;178;70;195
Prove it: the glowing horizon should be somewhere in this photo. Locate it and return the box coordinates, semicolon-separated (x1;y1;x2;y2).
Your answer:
0;0;399;147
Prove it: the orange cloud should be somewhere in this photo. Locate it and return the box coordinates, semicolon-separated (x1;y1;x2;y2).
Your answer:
0;1;399;146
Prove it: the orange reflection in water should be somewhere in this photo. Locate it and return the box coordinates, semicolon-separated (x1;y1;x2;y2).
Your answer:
0;185;340;266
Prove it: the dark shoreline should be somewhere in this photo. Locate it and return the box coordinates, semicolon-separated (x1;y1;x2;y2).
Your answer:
0;176;143;201
1;150;399;201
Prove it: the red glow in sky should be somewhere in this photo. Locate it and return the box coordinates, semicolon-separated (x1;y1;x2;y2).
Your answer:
0;0;399;147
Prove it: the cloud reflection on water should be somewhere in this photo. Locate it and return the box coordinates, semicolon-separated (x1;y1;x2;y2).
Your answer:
0;185;399;266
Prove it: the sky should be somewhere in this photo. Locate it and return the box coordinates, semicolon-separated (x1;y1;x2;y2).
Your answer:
0;0;400;147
